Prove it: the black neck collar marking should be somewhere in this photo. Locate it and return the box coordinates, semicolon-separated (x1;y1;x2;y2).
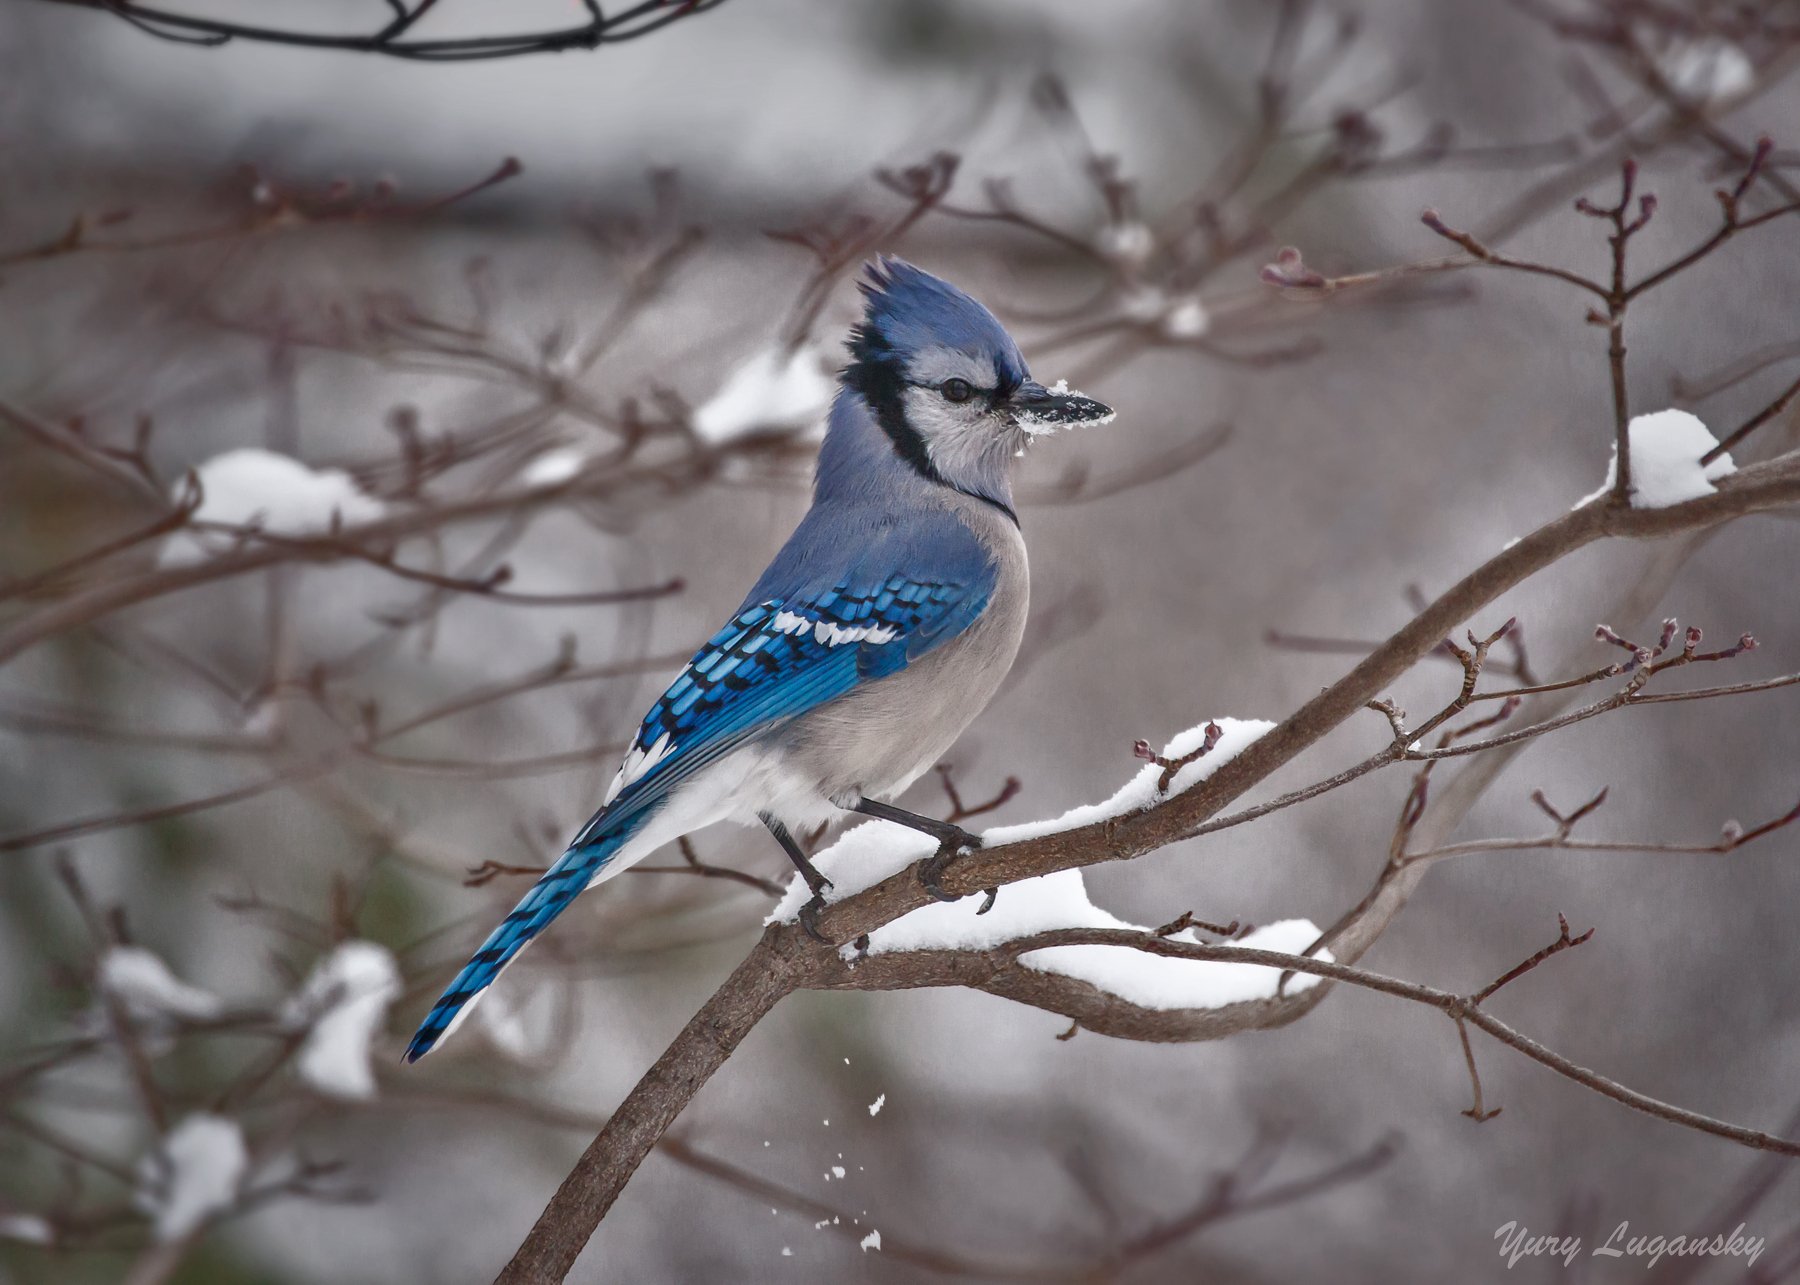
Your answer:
842;332;1020;528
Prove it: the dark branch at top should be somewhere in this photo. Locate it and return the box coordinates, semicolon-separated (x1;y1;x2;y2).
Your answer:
33;0;730;61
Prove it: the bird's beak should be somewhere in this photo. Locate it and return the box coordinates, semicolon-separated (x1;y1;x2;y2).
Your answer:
1007;378;1116;437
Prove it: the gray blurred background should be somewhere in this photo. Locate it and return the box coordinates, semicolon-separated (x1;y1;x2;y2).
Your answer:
3;0;1800;1281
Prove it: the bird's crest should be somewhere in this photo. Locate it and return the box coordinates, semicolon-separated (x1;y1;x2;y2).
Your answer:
848;256;1023;384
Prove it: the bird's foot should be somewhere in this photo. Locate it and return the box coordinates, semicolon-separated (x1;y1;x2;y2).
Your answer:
916;829;983;903
947;823;982;850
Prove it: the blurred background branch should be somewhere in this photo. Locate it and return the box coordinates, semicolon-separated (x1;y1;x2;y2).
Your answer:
28;0;733;62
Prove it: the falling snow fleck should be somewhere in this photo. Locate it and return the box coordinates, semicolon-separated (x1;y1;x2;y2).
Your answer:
868;1093;885;1116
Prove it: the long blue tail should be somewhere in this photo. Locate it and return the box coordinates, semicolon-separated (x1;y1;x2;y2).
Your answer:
404;826;634;1062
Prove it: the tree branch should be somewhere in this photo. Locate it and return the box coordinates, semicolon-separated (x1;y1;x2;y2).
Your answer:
833;928;1800;1157
494;928;820;1283
498;445;1800;1279
809;449;1800;946
32;0;731;61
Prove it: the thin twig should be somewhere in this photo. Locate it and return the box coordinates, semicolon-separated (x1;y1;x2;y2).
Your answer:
32;0;731;61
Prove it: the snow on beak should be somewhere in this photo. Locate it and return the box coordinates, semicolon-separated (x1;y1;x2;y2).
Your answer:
1007;378;1116;437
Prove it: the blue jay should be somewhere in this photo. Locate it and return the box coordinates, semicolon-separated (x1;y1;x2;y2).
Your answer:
405;258;1113;1061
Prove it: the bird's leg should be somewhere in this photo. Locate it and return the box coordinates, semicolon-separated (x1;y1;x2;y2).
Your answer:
850;796;987;906
762;813;833;943
850;796;982;848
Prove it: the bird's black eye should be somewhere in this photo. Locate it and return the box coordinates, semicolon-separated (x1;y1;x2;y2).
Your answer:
941;378;974;403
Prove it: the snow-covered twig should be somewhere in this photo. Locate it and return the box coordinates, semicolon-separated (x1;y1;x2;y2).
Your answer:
283;942;402;1101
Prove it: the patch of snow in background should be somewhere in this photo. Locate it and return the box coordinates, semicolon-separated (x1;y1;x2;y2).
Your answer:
134;1114;248;1242
768;719;1324;1009
475;983;559;1062
282;941;401;1100
477;990;531;1060
1117;285;1167;323
0;1214;53;1245
1580;409;1735;509
691;344;834;445
160;448;387;566
520;447;587;486
238;699;282;737
1159;296;1209;339
1661;38;1754;104
98;947;224;1023
1098;221;1153;266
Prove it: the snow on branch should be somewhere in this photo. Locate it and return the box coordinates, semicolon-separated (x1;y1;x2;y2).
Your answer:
133;1114;248;1242
1578;409;1736;508
770;718;1271;924
690;344;835;446
0;1213;53;1246
282;941;402;1100
1019;915;1325;1011
98;946;225;1024
769;719;1319;1010
160;449;387;567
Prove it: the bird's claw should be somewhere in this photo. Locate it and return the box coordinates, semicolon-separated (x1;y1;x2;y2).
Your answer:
916;830;984;904
797;892;832;944
917;856;959;903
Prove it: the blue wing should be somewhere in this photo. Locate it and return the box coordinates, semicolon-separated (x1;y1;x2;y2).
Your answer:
405;511;999;1060
571;570;990;845
573;505;1002;839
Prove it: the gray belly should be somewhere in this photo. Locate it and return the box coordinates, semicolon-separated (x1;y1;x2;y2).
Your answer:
771;541;1028;804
